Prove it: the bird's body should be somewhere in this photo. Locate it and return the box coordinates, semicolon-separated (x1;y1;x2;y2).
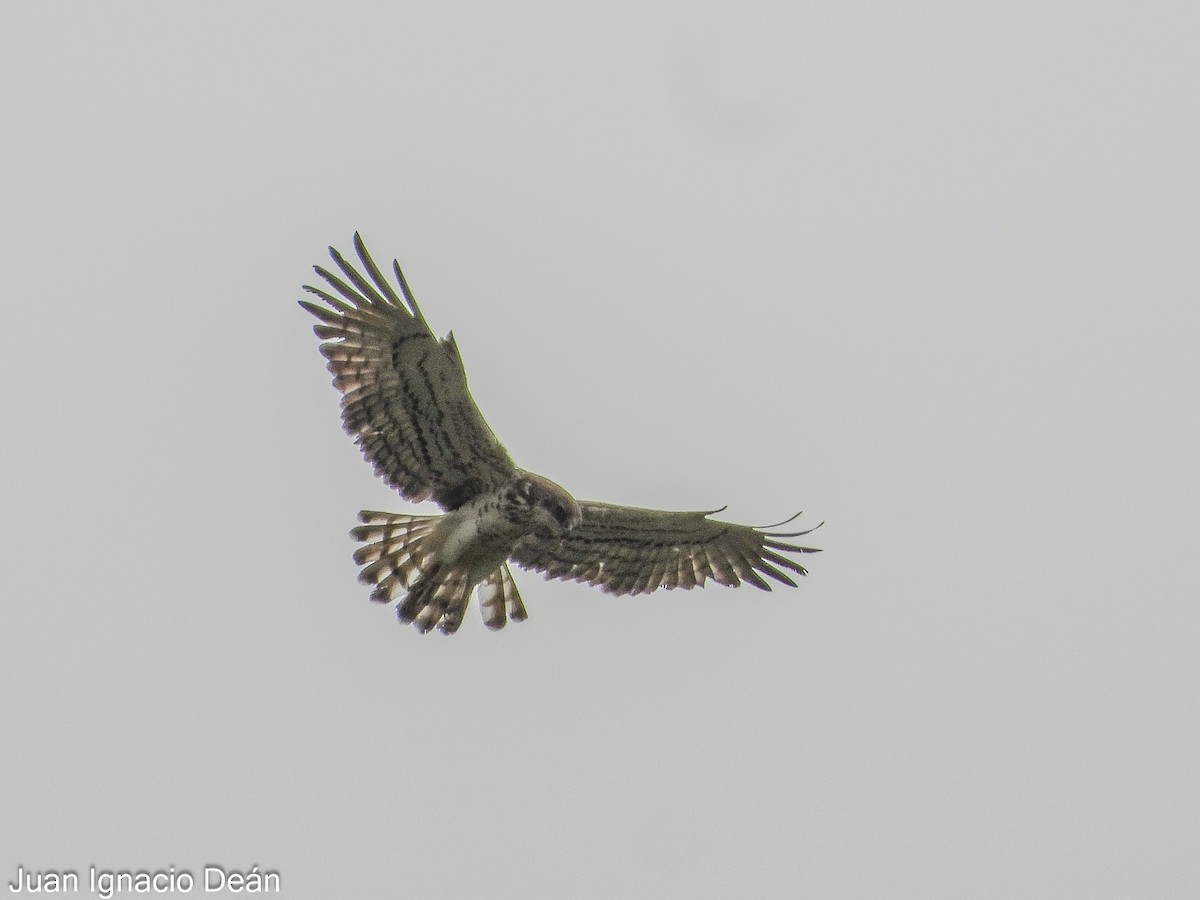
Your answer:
300;234;819;634
348;471;580;632
427;495;519;584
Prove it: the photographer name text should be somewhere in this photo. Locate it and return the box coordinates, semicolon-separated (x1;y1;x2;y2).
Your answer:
7;865;279;896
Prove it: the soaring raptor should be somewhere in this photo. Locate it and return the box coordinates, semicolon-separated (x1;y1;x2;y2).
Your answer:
300;234;820;634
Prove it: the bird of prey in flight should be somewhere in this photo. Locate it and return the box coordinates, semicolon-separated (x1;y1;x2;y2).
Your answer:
300;234;819;634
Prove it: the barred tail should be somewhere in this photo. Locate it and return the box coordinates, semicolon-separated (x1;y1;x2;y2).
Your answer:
349;510;527;634
350;510;442;604
397;566;476;634
477;564;527;630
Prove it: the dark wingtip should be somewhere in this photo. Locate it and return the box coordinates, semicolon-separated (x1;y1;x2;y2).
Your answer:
766;520;825;539
756;510;804;530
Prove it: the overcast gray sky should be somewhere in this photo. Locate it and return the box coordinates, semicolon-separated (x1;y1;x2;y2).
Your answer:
3;2;1197;898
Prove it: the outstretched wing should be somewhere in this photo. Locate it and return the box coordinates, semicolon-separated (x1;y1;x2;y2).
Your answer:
510;501;821;595
299;234;516;510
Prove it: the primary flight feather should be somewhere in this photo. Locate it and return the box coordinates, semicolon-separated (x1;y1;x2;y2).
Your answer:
301;234;820;634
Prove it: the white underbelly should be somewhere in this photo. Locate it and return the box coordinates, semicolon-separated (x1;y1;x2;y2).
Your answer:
438;511;519;584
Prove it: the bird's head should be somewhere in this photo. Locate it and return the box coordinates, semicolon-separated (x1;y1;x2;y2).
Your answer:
508;472;582;539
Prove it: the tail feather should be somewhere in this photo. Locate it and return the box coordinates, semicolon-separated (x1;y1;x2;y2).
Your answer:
397;566;473;634
478;564;527;630
350;510;529;634
408;570;448;630
351;511;441;601
437;581;472;635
